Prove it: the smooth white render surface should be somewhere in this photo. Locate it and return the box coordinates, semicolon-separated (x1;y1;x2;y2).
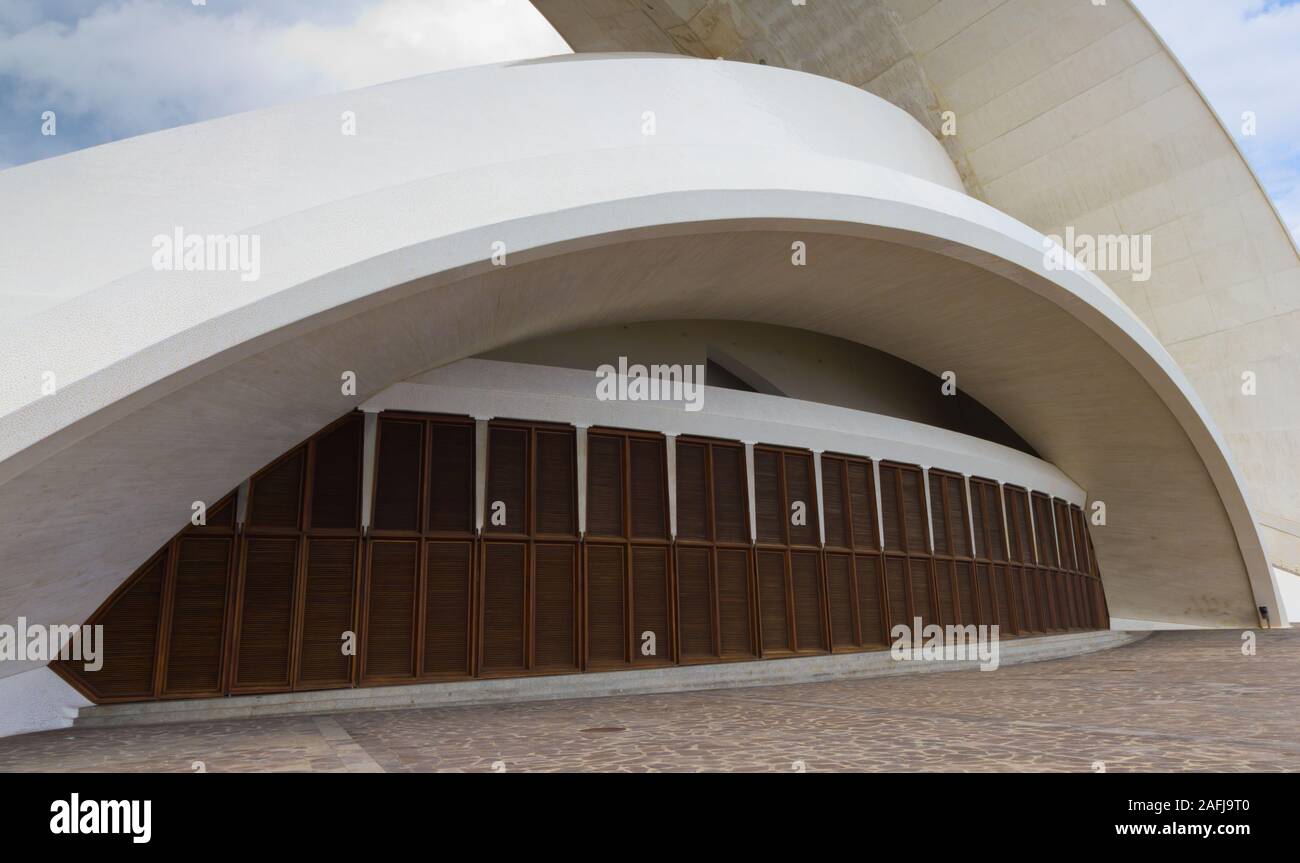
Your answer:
0;55;1284;694
0;666;89;737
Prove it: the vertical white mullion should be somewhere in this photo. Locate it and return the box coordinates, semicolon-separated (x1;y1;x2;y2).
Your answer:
664;432;678;539
1025;490;1040;566
964;474;978;556
359;410;379;535
872;459;885;550
473;416;491;534
920;466;935;552
812;450;826;546
743;441;757;543
235;479;251;533
997;481;1013;560
575;424;590;537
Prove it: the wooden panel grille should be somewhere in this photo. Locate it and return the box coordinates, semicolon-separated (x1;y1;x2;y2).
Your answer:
716;548;754;657
974;563;995;628
825;552;855;648
757;551;790;652
908;556;934;628
900;469;928;553
248;449;304;530
373;418;423;532
533;543;577;671
674;442;709;541
422;541;472;676
632;546;671;664
586;544;626;665
586;433;624;537
884;556;908;632
68;552;166;699
297;538;356;685
535;429;576;536
676;546;714;659
847;461;877;549
855;554;885;645
481;542;526;672
629;438;667;539
364;540;417;679
711;444;749;544
934;559;956;627
791;551;824;651
754;449;784;545
234;537;296;690
930;473;951;556
309;416;361;530
822;457;848;548
427;421;475;534
486;426;528;535
165;537;231;694
879;464;903;552
784;453;818;547
955;560;976;626
992;564;1013;633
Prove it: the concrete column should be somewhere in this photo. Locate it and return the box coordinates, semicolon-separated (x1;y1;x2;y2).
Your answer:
575;424;590;537
473;416;491;534
812;449;826;546
234;479;250;533
920;465;935;551
743;441;757;543
359;410;379;534
664;432;678;539
872;458;885;550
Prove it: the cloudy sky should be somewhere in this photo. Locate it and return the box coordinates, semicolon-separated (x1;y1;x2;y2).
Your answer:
0;0;1295;240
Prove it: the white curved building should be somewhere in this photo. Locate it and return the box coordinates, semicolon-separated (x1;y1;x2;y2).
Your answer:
0;1;1291;736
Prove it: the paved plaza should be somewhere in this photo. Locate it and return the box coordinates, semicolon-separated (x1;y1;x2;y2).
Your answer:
2;629;1297;772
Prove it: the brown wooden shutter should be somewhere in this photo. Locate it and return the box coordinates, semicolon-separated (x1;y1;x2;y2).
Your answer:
993;565;1013;633
428;420;474;534
585;543;626;666
955;560;976;626
974;563;995;627
373;418;423;532
533;543;577;671
934;558;956;627
164;537;232;695
900;468;928;553
822;457;848;549
629;438;667;539
754;449;784;545
535;429;576;536
784;453;818;547
364;540;417;679
855;554;885;645
884;556;909;633
309;415;362;530
66;552;166;700
879;464;903;552
791;551;824;651
422;540;472;676
248;449;304;530
825;552;855;648
909;556;934;628
233;537;297;690
586;433;624;537
711;444;749;543
486;426;528;534
848;460;877;549
717;548;754;657
757;550;790;652
297;537;357;686
675;442;709;541
480;542;527;673
676;546;713;659
930;473;951;556
632;546;671;664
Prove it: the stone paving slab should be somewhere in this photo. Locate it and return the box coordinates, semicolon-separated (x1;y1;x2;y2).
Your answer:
0;629;1296;772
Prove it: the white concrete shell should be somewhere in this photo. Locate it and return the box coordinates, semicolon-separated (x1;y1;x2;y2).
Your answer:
0;55;1284;698
533;0;1300;579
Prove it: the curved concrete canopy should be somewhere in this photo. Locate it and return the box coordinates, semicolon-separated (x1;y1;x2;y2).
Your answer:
532;0;1300;576
0;55;1283;681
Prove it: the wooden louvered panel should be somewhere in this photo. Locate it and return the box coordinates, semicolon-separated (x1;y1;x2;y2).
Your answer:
884;556;908;632
1015;567;1037;632
900;469;928;553
754;449;784;545
364;541;417;679
428;421;475;534
934;559;956;627
969;481;988;559
822;457;848;548
711;445;749;544
586;544;627;665
1053;500;1077;571
422;541;472;676
631;546;671;664
974;564;995;628
78;553;166;699
1033;494;1059;567
930;474;951;555
791;551;824;651
1035;569;1053;631
309;416;361;529
165;537;231;694
1000;567;1021;635
1071;507;1091;574
586;434;624;538
1072;574;1086;629
757;551;790;652
481;542;526;672
879;465;903;551
629;438;667;539
825;552;855;648
533;543;577;671
248;448;304;530
984;484;1008;562
233;537;296;689
535;429;576;536
847;460;877;550
955;560;976;626
205;494;236;528
992;565;1013;633
1065;572;1081;629
486;426;528;534
908;557;934;628
716;548;753;657
946;476;970;558
855;554;885;645
676;546;714;659
373;419;423;532
675;442;709;541
784;453;818;547
297;538;357;685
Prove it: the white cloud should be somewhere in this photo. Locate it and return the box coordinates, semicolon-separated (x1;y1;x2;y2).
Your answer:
1134;0;1300;242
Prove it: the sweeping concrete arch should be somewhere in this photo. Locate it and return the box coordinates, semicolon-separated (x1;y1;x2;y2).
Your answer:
0;55;1283;711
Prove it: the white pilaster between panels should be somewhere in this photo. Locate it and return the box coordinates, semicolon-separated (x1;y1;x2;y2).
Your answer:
812;450;826;546
575;424;590;537
872;459;885;550
920;465;935;552
359;410;379;534
664;433;678;539
473;416;491;535
743;441;757;543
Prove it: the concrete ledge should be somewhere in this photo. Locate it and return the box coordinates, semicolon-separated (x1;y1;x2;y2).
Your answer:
73;630;1147;729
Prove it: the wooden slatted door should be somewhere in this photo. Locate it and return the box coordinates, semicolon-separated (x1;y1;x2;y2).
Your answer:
1003;486;1042;634
366;413;476;684
674;437;757;664
585;429;672;669
1030;492;1064;631
928;469;968;630
968;477;1018;636
478;421;579;677
878;461;936;638
820;453;886;649
753;445;826;656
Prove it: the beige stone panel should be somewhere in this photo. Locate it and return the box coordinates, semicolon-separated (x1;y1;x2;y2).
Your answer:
1143;256;1206;311
1113;179;1183;236
1152;294;1217;345
921;0;1059;89
901;0;1002;56
881;0;939;24
1194;238;1263;298
1180;201;1249;253
1266;268;1300;316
